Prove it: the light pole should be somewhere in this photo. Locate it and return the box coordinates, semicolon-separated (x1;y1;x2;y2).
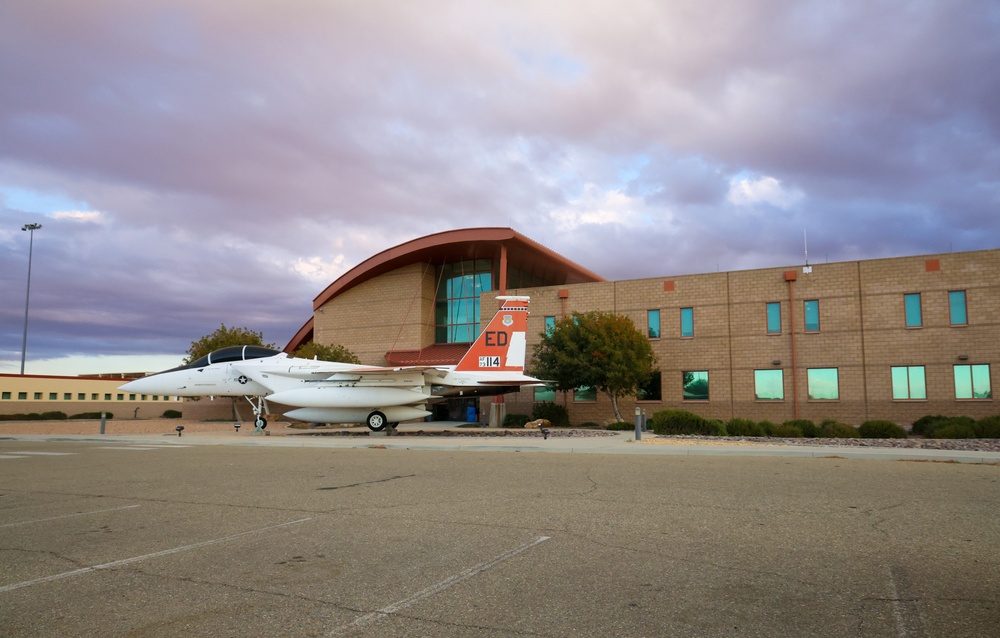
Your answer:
20;223;41;375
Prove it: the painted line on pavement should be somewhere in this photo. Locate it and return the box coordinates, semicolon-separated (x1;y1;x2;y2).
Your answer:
329;535;551;636
0;517;312;593
0;504;141;529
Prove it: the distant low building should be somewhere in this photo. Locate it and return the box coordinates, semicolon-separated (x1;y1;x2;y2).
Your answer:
0;373;182;420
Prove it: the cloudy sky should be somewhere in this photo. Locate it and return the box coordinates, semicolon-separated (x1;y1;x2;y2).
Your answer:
2;0;998;375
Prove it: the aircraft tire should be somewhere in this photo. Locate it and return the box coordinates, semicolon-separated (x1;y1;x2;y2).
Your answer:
366;411;387;432
255;417;267;429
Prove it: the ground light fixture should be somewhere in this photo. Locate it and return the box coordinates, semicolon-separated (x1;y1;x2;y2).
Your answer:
20;223;42;375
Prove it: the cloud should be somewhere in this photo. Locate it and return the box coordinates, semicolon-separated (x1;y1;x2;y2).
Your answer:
0;0;998;372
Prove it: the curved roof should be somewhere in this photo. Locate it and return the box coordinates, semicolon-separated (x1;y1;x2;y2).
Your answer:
284;227;603;352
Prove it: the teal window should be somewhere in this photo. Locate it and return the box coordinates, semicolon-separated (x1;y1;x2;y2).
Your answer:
77;393;85;400
891;366;926;400
117;394;124;401
949;291;967;325
544;316;556;334
680;307;694;337
49;392;57;400
682;371;709;400
18;392;27;400
766;302;781;334
904;293;922;327
807;368;839;400
1;392;10;400
954;364;991;399
435;260;494;343
34;392;42;400
574;386;597;402
637;371;662;401
104;393;112;400
647;309;661;339
534;385;556;402
754;369;784;400
803;300;820;332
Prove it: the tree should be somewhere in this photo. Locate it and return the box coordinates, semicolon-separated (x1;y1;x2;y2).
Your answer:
185;324;276;364
532;311;657;422
292;341;361;364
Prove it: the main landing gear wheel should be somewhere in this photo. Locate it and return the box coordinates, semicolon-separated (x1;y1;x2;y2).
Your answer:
366;410;387;432
255;417;267;429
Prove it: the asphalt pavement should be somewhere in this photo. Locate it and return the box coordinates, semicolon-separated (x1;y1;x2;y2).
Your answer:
1;434;998;636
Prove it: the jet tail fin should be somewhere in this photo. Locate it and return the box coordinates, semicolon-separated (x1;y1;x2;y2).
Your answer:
454;296;530;373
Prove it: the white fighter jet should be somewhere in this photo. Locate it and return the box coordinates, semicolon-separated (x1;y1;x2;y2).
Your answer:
119;296;540;431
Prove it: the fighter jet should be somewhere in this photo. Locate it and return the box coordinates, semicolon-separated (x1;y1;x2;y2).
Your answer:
119;296;541;431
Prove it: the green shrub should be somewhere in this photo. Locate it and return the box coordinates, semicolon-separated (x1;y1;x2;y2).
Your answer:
70;412;113;420
768;423;803;437
727;417;765;437
928;423;977;439
606;421;633;431
163;410;182;419
975;415;1000;438
649;409;726;436
758;420;778;436
576;421;601;429
859;420;908;439
502;413;530;428
912;415;948;436
819;419;859;438
531;402;570;427
784;419;818;437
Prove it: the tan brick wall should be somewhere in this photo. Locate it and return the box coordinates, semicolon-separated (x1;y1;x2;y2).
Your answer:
303;249;998;427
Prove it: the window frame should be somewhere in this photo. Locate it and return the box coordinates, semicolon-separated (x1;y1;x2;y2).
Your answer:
949;290;968;326
891;365;927;400
766;302;781;334
803;300;820;332
647;309;661;339
954;364;992;400
637;371;662;402
682;370;709;401
904;293;922;328
754;369;784;401
680;307;694;338
806;367;840;400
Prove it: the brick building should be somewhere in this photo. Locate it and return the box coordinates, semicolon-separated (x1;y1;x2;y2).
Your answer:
285;228;997;426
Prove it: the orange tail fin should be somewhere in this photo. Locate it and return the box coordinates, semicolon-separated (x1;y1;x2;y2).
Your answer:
454;296;530;372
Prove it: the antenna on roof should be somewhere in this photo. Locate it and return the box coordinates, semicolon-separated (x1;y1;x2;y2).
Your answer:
802;229;812;274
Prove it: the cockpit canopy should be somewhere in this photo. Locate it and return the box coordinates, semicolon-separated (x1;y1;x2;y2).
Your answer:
173;346;282;372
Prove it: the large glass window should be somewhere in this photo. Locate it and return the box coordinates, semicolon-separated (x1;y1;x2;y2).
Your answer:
682;371;709;400
954;364;992;399
807;368;839;400
754;369;784;400
680;307;694;338
904;293;922;327
544;316;556;335
637;371;662;401
803;300;820;332
647;309;661;339
534;385;556;402
435;260;493;343
574;386;597;402
891;366;926;400
949;291;968;325
766;302;781;334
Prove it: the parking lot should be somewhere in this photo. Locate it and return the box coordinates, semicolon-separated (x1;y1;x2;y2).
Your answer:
1;437;998;636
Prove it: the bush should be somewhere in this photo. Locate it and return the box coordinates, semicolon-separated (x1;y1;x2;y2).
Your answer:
649;409;726;436
912;415;948;436
606;421;633;431
784;419;818;438
531;402;570;427
727;417;765;437
502;413;530;428
163;410;182;419
975;415;1000;439
818;419;859;438
928;423;977;439
859;420;908;439
758;420;778;436
917;416;975;438
767;423;803;437
70;412;113;420
576;421;601;429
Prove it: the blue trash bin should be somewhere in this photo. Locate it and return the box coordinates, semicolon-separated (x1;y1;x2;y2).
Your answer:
466;406;477;423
